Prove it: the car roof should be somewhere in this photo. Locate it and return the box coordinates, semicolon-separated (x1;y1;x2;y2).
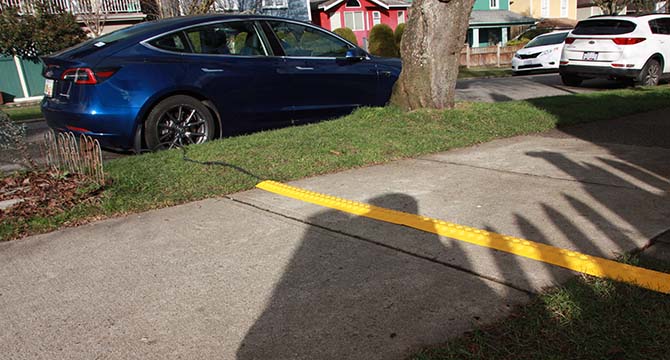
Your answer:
585;14;670;21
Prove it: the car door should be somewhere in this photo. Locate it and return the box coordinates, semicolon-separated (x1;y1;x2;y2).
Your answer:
263;20;379;121
648;17;670;74
178;20;291;133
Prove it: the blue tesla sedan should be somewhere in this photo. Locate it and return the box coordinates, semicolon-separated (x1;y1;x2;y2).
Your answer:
40;15;401;151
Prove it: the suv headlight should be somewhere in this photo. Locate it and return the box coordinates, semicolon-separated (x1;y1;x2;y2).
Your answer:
514;53;521;59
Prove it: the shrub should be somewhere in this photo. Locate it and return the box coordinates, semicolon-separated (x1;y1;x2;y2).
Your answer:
0;110;34;169
368;24;398;57
506;39;529;46
333;27;358;46
394;23;405;48
0;2;86;59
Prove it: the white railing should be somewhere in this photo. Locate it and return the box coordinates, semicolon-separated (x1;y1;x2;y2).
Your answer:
0;0;143;14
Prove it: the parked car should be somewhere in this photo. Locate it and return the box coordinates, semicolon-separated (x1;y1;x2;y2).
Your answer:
41;15;401;151
559;14;670;86
512;31;570;74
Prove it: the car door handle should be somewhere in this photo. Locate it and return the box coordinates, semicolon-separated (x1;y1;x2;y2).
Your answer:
201;68;224;73
295;66;314;71
379;71;392;77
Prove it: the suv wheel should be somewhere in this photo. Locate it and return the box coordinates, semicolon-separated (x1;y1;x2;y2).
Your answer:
561;74;583;87
638;59;662;86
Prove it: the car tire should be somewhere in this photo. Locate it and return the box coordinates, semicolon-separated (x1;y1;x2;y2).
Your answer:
638;58;662;87
145;95;215;150
560;74;583;87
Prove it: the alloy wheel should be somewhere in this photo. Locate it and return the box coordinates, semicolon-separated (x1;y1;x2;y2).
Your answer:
156;105;210;149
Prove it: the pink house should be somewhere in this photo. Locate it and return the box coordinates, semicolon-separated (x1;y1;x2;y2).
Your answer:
310;0;412;45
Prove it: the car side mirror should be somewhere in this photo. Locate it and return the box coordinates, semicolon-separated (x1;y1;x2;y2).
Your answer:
345;48;366;61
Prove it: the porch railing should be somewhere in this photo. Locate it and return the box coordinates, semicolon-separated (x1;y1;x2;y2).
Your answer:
0;0;143;15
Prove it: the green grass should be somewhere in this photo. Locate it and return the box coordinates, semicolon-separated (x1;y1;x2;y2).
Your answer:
1;86;670;240
1;105;43;122
458;66;514;79
409;255;670;360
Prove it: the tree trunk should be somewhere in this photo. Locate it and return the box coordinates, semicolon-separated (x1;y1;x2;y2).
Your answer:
389;0;476;110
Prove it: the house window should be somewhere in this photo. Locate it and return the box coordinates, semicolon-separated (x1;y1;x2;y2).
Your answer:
262;0;288;9
560;0;568;17
541;0;549;17
372;11;381;26
344;11;365;31
330;12;342;30
490;0;498;9
346;0;361;7
398;11;405;24
214;0;239;11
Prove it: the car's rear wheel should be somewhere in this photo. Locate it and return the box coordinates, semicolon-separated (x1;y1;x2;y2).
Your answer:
145;95;215;150
560;74;583;87
638;58;661;86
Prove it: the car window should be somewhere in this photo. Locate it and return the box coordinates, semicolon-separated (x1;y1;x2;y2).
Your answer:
267;21;351;57
524;32;568;48
149;32;190;53
185;21;267;56
572;20;637;35
649;18;670;35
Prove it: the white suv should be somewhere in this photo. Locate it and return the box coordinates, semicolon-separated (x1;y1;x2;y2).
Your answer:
559;14;670;86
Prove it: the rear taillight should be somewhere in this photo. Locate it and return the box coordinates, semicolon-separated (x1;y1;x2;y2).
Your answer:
61;67;118;84
564;37;576;44
612;37;646;45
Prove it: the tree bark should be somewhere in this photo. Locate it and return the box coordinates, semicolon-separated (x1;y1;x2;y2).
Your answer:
389;0;476;110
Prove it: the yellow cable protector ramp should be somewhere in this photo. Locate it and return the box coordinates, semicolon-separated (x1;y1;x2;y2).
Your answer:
256;180;670;294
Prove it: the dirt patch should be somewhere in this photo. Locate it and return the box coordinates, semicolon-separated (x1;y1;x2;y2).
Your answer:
0;171;104;222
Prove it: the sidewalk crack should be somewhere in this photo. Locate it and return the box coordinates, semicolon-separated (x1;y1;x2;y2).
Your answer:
416;158;644;191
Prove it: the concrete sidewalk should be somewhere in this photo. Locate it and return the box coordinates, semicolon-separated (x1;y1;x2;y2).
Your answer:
1;109;669;359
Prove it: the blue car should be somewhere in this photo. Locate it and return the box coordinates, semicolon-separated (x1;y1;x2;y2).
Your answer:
41;15;401;151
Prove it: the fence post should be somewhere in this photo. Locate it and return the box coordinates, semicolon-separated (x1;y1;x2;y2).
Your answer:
466;45;471;69
496;43;501;68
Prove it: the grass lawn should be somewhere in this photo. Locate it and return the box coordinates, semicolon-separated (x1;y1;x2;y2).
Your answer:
410;254;670;360
1;105;43;122
458;66;514;79
1;86;670;240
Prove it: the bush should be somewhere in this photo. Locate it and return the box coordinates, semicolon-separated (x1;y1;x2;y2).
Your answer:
0;2;86;59
394;23;405;48
506;39;529;46
368;24;398;57
333;27;358;46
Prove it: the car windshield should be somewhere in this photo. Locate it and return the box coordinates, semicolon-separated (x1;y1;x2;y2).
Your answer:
572;19;637;35
524;32;568;48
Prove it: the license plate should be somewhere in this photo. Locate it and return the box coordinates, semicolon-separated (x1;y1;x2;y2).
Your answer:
44;79;54;97
582;52;598;61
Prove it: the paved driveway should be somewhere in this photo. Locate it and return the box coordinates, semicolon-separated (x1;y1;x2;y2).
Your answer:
456;72;627;102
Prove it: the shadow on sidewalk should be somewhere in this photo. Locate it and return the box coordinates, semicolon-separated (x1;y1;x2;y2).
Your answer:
236;193;531;359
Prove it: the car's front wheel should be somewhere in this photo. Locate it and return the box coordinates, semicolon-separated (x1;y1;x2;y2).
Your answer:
560;74;583;87
145;95;215;150
638;58;662;86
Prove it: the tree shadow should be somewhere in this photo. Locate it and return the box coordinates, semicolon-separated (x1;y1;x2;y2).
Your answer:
236;193;530;359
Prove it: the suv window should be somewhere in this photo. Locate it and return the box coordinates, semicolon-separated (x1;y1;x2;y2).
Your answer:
267;21;351;57
572;20;637;35
524;32;568;48
185;21;267;56
649;18;670;35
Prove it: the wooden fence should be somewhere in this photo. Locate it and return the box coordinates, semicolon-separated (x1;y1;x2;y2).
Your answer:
460;44;525;68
